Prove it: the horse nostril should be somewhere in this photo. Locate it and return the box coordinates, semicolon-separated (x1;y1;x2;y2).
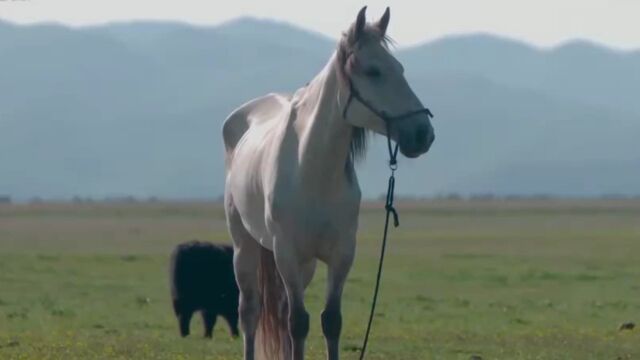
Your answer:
415;125;428;145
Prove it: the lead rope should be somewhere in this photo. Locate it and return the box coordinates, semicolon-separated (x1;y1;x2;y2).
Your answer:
358;126;399;360
342;74;432;359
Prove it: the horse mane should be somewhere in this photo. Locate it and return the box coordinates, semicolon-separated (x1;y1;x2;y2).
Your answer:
336;23;393;164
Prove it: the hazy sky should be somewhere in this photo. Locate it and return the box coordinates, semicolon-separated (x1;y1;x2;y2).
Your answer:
1;0;639;49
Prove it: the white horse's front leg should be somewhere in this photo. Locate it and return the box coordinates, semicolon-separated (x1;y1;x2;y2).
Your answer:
322;238;355;360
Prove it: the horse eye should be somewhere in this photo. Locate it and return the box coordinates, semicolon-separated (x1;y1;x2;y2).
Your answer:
364;67;381;78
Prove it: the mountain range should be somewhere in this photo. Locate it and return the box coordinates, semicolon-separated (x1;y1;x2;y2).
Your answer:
0;18;638;200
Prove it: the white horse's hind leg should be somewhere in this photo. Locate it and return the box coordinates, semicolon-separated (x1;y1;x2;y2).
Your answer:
226;199;261;360
235;241;262;360
273;243;313;360
322;244;355;360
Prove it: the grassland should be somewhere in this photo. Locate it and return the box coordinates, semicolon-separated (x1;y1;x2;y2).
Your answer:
0;200;639;359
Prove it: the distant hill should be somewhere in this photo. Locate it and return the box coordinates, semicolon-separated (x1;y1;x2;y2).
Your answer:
0;19;638;200
400;34;640;113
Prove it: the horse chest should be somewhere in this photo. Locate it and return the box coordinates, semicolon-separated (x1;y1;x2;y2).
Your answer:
296;206;343;239
268;194;358;243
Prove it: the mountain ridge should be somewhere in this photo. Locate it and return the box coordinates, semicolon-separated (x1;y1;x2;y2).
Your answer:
0;18;638;200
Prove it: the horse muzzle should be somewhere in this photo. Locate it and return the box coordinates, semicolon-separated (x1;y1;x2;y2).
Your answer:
397;121;435;158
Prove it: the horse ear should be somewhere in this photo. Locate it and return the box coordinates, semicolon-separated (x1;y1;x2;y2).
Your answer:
376;7;390;35
353;6;367;41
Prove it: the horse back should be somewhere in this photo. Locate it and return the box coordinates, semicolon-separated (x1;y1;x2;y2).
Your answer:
222;93;292;164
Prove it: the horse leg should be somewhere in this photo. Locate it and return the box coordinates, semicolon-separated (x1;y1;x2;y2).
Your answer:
322;243;355;360
234;234;262;360
274;245;313;360
227;202;261;360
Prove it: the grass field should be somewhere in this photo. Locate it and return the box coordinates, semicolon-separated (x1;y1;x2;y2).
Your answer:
0;200;639;359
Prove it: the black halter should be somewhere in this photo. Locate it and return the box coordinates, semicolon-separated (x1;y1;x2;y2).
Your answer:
341;77;434;168
342;78;434;122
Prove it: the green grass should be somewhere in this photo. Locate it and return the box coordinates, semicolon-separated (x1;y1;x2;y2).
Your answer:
1;200;639;359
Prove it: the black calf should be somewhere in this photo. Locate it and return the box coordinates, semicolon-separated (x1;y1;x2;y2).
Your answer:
170;240;239;338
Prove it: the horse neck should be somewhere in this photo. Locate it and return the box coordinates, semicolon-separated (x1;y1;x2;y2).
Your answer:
294;53;355;193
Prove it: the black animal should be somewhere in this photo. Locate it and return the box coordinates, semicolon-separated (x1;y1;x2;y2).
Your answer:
170;240;239;338
619;322;635;331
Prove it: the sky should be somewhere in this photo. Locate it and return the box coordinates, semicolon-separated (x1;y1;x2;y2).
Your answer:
1;0;639;49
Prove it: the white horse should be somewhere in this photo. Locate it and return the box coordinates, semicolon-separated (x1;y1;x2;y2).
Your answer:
222;6;434;360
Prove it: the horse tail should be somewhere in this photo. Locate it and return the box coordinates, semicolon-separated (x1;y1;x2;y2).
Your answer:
256;246;290;360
